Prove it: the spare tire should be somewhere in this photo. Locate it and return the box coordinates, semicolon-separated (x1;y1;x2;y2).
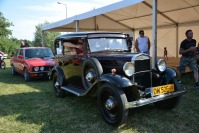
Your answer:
82;58;103;89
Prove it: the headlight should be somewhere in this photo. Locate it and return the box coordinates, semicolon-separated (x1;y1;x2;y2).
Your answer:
40;66;44;71
123;62;135;76
34;66;39;71
156;59;166;72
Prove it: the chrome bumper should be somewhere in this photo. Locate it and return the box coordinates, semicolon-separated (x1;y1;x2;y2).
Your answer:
125;89;187;109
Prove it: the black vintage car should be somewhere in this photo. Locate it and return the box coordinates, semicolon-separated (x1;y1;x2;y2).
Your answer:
50;32;186;126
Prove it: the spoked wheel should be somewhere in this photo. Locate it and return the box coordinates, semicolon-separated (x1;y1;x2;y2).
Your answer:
53;72;66;97
11;65;17;75
24;68;31;81
154;78;181;109
82;58;103;89
97;83;129;126
1;61;6;69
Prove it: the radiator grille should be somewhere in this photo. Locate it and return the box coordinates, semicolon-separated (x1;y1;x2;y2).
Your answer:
135;59;150;72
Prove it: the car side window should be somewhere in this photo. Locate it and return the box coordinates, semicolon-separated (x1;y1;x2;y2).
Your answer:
55;41;63;55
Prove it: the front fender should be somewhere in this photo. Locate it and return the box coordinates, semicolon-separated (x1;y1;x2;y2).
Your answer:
98;74;133;88
165;68;177;82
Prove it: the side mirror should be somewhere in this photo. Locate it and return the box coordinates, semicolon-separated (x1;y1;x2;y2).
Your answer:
18;55;23;59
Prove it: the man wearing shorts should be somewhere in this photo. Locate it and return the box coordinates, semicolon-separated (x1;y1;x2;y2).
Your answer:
177;29;199;88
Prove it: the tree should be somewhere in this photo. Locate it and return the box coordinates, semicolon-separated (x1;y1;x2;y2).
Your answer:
33;21;60;49
0;12;19;57
0;12;13;37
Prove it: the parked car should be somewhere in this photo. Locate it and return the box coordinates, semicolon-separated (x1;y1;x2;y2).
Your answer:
50;32;186;126
10;47;55;81
0;51;8;59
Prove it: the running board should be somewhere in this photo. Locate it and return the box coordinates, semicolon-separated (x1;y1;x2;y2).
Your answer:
61;86;86;96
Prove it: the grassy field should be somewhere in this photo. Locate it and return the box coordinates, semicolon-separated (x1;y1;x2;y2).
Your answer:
0;59;199;133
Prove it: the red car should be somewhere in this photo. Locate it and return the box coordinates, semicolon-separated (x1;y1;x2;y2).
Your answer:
10;47;55;81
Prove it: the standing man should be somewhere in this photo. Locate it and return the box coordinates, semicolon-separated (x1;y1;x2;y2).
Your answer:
134;30;150;55
126;34;132;52
177;29;199;87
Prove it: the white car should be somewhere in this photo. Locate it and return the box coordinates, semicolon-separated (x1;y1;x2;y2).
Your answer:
0;51;8;59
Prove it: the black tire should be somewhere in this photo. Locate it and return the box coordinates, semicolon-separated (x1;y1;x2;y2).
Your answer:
24;68;31;81
154;78;181;109
97;83;129;126
11;65;17;75
1;61;6;69
53;72;66;97
82;58;103;89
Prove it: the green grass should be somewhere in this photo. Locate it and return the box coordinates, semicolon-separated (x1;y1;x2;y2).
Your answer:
0;59;199;133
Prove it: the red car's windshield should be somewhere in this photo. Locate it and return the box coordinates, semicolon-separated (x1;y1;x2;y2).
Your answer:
25;48;54;59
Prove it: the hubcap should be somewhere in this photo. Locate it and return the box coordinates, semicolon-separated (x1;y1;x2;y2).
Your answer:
86;71;94;82
105;97;116;110
55;81;60;88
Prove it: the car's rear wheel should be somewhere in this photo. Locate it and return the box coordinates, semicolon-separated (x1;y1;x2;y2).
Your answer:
97;83;129;126
11;65;17;75
154;78;181;109
53;72;66;97
82;58;103;89
1;61;6;69
24;68;31;81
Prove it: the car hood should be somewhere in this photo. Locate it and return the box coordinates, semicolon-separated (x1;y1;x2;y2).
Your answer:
25;58;55;66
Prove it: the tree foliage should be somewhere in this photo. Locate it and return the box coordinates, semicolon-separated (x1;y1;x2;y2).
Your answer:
33;21;60;49
0;12;19;57
0;12;13;37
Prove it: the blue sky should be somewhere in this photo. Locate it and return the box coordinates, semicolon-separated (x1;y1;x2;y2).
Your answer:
0;0;121;41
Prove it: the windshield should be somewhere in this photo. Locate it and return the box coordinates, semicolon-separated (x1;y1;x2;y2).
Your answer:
88;38;128;52
25;48;54;59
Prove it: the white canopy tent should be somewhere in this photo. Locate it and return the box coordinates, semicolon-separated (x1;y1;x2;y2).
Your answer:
42;0;199;66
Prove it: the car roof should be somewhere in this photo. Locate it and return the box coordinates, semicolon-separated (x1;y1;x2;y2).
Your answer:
55;31;125;40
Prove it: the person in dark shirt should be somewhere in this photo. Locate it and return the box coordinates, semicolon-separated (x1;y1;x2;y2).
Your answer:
177;29;199;88
20;41;29;48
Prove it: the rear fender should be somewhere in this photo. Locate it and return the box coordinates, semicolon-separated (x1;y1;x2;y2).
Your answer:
50;66;65;84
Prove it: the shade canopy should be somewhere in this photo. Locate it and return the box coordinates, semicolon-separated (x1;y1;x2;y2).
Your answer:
42;0;199;57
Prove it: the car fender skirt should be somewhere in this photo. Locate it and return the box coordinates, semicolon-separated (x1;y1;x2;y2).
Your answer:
99;74;133;88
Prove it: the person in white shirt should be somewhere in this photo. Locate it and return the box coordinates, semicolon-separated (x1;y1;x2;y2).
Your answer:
134;30;151;55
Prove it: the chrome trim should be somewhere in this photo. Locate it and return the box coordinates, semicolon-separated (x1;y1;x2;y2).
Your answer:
133;70;151;75
131;53;150;61
105;98;115;110
157;59;166;72
125;89;187;109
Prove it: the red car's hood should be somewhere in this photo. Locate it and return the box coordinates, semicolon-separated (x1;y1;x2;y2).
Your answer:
25;58;55;66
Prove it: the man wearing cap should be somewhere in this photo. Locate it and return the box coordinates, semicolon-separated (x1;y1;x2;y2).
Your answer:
134;30;151;55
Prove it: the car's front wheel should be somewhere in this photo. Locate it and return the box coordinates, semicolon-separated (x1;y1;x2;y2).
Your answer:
154;78;181;109
24;68;31;81
1;61;6;69
97;83;129;126
53;72;66;97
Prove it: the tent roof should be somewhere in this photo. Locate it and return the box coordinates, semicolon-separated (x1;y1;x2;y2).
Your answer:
42;0;199;32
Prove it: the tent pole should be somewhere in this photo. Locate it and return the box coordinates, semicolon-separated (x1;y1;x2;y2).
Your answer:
176;24;179;58
152;0;157;69
76;20;79;32
42;31;45;47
